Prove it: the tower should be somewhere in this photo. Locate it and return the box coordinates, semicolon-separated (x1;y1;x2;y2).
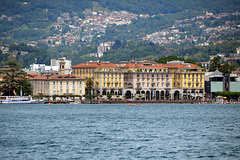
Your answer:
59;58;66;75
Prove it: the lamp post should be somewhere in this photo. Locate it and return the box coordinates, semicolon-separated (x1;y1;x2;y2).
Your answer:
20;85;22;96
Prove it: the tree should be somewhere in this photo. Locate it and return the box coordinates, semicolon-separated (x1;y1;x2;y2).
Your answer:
107;93;112;100
219;63;232;74
209;57;221;72
113;40;122;49
85;78;93;95
0;61;32;96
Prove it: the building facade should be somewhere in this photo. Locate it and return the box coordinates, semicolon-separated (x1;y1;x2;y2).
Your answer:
72;60;205;100
205;70;240;97
72;62;124;99
28;61;85;99
167;61;205;100
28;74;85;98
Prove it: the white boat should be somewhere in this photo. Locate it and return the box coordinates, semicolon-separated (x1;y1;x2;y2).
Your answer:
0;96;45;104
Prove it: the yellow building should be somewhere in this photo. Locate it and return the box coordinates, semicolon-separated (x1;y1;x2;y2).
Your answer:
166;61;205;100
71;61;205;100
72;62;124;99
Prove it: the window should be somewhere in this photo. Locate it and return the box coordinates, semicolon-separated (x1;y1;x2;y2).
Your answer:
166;83;169;87
152;83;155;87
73;89;75;94
79;90;82;94
152;74;155;81
137;84;140;88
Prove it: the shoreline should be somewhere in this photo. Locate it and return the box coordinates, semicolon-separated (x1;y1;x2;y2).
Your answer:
44;100;240;104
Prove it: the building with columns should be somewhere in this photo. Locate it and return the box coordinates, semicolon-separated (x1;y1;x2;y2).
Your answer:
167;61;205;100
72;62;124;99
72;60;205;100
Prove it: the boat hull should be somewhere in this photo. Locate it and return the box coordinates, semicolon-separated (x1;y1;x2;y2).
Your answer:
1;96;45;104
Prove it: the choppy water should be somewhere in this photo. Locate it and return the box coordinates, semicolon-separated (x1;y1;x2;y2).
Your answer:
0;104;240;159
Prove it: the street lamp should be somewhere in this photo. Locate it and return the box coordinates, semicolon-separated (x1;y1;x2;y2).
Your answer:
20;85;22;96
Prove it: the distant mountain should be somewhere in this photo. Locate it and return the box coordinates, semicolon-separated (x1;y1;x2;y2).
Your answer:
1;0;240;66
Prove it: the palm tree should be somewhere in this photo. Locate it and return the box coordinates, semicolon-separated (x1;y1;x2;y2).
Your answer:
131;95;135;100
107;93;112;101
100;95;103;101
138;95;142;100
116;95;120;100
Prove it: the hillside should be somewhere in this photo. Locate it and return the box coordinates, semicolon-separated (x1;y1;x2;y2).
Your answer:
1;0;240;43
0;0;240;66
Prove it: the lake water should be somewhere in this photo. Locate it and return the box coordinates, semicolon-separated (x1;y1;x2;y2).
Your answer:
0;104;240;159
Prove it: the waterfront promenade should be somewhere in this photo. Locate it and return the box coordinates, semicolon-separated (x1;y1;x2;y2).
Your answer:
44;99;240;104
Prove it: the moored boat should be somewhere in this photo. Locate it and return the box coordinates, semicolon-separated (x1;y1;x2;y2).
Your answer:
0;96;45;104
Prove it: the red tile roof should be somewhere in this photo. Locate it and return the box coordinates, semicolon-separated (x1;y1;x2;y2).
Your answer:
72;62;118;68
166;63;201;69
121;63;165;68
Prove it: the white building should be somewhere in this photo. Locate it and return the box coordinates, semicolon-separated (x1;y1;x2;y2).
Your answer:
51;57;72;74
28;57;72;74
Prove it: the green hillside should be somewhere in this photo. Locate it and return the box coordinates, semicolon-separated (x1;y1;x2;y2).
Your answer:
0;0;240;66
